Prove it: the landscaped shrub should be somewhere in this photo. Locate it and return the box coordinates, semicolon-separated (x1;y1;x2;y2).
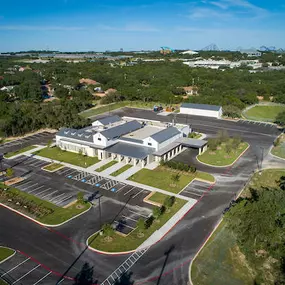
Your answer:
162;160;196;173
208;138;219;151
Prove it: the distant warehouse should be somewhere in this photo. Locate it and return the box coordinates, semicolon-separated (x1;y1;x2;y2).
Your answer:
180;103;223;119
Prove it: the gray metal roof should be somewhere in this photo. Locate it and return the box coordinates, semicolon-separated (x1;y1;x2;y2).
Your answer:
119;137;143;144
96;115;121;125
101;120;142;140
106;142;155;159
181;103;221;112
153;142;181;156
57;128;94;143
178;137;207;148
150;127;181;143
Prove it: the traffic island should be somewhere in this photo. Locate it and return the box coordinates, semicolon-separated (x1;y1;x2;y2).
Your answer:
0;184;91;226
197;141;249;167
128;166;214;194
0;246;15;263
271;134;285;159
87;198;187;253
42;163;64;172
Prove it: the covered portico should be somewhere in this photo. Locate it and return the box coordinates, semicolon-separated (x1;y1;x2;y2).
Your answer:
104;142;155;168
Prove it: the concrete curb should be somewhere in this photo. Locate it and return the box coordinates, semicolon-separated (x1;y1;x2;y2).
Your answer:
0;202;92;228
188;218;223;285
41;163;65;173
0;246;16;265
196;143;250;168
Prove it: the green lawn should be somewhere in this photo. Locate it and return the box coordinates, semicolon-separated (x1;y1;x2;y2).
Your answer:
5;145;37;158
191;169;285;285
42;163;63;172
33;147;99;168
0;247;14;262
0;184;91;225
191;221;255;285
110;164;132;176
188;132;202;139
128;166;214;194
271;135;285;159
244;105;285;122
148;192;169;205
88;198;186;252
96;161;118;172
198;142;248;166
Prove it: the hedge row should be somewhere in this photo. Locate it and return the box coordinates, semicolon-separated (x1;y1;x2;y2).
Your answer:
160;160;196;173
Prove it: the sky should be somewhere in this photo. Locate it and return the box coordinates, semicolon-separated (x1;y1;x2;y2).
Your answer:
0;0;285;52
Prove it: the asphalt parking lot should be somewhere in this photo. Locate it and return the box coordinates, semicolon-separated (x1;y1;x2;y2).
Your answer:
179;180;212;200
0;132;55;155
0;252;74;285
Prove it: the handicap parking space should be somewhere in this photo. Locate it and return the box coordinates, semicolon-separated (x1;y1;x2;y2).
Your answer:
12;177;77;207
180;180;211;200
0;252;73;285
113;205;151;235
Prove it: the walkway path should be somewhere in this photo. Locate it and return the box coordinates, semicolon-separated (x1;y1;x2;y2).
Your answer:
116;165;141;180
101;162;124;176
86;158;112;172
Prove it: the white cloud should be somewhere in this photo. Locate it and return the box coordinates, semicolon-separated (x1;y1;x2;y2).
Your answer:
0;25;85;31
97;24;160;32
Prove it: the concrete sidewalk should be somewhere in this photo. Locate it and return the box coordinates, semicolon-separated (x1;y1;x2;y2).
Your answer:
116;165;141;180
101;162;124;176
5;145;46;159
86;158;112;172
137;199;196;249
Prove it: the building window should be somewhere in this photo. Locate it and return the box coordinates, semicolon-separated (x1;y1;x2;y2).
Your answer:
148;143;152;146
98;138;101;141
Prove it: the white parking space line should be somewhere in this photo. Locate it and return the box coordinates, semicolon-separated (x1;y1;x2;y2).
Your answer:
49;193;66;202
28;185;45;193
128;209;148;218
183;190;202;197
32;272;52;285
17;180;34;187
21;183;38;190
122;215;138;223
0;257;31;277
124;187;136;196
31;161;46;167
132;189;144;198
56;194;74;204
65;170;78;176
12;264;40;284
57;168;70;175
41;190;58;199
113;184;127;193
37;188;52;196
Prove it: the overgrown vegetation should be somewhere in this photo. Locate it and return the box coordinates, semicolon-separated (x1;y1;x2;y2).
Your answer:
160;159;197;173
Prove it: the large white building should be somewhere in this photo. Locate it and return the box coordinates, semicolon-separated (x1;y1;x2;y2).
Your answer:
56;115;207;168
180;103;222;119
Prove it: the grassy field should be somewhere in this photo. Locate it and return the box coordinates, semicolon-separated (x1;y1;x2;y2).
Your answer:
0;184;91;225
271;135;285;159
188;132;202;139
5;145;37;158
198;142;248;166
243;105;285;122
110;164;132;176
96;161;118;172
128;166;214;194
42;163;63;172
147;192;169;205
191;169;285;285
191;221;255;285
33;147;99;168
0;247;14;262
88;198;186;252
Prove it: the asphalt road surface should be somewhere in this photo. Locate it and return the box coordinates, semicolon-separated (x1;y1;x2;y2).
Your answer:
0;109;281;285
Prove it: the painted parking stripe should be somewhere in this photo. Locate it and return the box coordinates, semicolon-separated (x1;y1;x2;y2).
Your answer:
128;209;148;218
182;190;202;197
0;257;31;277
21;183;38;190
124;187;136;196
49;193;66;202
32;272;52;285
12;264;40;284
132;189;144;198
37;188;52;196
57;168;70;175
13;180;31;187
41;190;58;199
28;185;45;193
114;184;128;193
122;215;138;223
56;194;74;204
31;161;46;167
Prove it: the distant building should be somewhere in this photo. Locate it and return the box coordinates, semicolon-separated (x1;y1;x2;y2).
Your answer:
79;78;98;85
182;86;199;96
180;50;199;55
242;49;262;57
180;103;222;119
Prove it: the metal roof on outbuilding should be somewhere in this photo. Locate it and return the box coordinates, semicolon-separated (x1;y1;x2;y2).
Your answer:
181;103;221;112
96;115;121;126
150;127;181;143
101;120;142;140
106;142;155;159
178;137;207;148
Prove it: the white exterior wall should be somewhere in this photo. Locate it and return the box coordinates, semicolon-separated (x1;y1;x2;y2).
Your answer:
158;133;182;150
93;133;117;148
56;137;96;157
91;120;103;127
180;107;222;119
